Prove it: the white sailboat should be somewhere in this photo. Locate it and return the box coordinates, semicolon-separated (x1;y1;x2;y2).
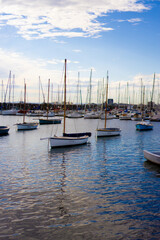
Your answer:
96;72;121;137
16;83;38;130
136;85;153;131
49;59;89;148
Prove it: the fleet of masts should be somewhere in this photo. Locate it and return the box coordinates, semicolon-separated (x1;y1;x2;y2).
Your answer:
0;69;159;108
0;60;159;146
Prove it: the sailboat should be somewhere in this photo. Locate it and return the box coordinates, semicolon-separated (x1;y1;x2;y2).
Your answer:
49;59;89;148
96;72;121;137
39;79;61;125
16;83;38;130
136;86;153;131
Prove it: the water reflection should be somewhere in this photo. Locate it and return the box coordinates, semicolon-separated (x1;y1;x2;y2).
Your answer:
144;160;160;176
1;116;160;239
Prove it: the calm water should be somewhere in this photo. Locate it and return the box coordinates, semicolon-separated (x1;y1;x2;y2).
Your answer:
0;115;160;240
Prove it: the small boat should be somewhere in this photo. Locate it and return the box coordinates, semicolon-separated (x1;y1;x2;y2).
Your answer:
16;83;38;131
136;121;153;131
150;114;160;122
67;112;83;118
84;111;100;119
39;118;61;125
50;135;89;148
136;85;153;131
2;108;18;115
143;150;160;165
16;110;28;116
97;128;121;137
17;122;38;130
43;111;55;117
0;126;10;135
101;113;115;120
119;113;131;120
96;72;121;137
131;113;142;121
27;110;43;117
47;59;89;148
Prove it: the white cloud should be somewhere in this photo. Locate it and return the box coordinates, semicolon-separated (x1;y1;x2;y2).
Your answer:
118;18;142;23
73;49;81;53
0;0;149;40
0;47;158;104
0;48;96;102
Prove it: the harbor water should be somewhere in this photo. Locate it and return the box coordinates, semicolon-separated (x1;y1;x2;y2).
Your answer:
0;115;160;239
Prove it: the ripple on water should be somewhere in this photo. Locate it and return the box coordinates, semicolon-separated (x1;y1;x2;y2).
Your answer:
0;117;160;239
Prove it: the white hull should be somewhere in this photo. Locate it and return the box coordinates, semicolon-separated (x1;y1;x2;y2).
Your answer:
119;116;131;120
97;128;121;137
84;112;100;119
50;136;88;148
43;112;55;117
101;116;115;120
2;108;18;115
17;122;38;130
67;113;83;118
143;150;160;165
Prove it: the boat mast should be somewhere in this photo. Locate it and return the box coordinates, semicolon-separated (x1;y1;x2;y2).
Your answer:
105;71;109;128
12;74;15;107
89;69;92;109
23;83;26;123
63;59;67;135
142;86;145;121
1;80;3;103
150;73;155;111
47;79;50;120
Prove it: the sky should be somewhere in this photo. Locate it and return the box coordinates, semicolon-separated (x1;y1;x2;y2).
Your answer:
0;0;160;105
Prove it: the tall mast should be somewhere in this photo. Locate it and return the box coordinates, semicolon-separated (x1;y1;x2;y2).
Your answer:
118;82;120;105
63;59;67;135
23;83;26;123
89;69;92;108
77;72;80;108
142;86;145;121
12;74;15;106
39;76;40;105
47;79;50;119
4;70;11;103
105;71;109;128
150;73;155;110
58;84;60;103
8;71;12;107
1;80;3;103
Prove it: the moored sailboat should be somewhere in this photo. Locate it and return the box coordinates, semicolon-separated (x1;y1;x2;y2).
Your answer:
136;85;153;131
96;72;121;137
16;83;38;130
48;59;89;148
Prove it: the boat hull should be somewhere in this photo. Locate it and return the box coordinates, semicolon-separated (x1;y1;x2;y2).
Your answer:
97;128;121;137
39;119;61;125
136;122;153;131
50;136;88;148
63;132;91;137
143;150;160;165
0;126;10;135
17;123;38;130
2;109;18;115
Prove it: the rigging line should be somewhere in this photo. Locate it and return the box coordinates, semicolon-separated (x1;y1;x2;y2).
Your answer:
73;118;78;133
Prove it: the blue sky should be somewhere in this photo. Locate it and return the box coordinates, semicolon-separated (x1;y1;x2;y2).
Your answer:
0;0;159;104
